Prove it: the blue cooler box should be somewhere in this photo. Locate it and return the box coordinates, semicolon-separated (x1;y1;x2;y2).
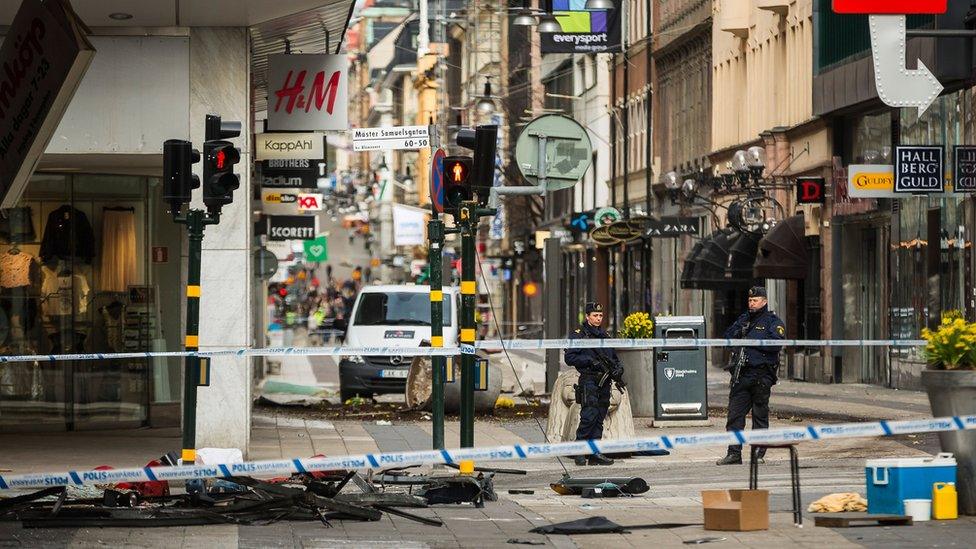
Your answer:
866;453;956;515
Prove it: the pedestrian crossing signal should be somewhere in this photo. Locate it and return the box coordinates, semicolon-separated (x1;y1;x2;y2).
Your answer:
443;155;473;210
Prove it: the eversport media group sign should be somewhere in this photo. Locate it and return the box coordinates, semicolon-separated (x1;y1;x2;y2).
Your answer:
540;0;621;54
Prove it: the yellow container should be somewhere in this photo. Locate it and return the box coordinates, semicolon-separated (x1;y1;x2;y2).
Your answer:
932;482;958;520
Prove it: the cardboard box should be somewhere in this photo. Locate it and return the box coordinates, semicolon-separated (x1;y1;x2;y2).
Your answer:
702;490;769;531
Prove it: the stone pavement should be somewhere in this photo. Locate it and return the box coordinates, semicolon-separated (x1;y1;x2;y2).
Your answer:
0;376;967;548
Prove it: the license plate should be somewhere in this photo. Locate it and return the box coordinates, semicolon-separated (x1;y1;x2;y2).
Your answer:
380;369;409;379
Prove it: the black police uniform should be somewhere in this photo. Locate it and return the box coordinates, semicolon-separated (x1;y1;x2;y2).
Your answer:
564;321;620;444
722;303;785;460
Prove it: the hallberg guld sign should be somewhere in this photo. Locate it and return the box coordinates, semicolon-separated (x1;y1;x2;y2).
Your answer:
0;0;95;208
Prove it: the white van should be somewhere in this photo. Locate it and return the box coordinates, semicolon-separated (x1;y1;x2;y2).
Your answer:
338;285;459;401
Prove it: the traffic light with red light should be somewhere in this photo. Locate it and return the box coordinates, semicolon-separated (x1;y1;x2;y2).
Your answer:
456;124;498;206
203;140;241;214
163;139;200;213
201;114;243;215
443;155;473;211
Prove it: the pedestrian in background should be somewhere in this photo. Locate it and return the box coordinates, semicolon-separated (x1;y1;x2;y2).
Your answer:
564;302;621;466
716;286;785;465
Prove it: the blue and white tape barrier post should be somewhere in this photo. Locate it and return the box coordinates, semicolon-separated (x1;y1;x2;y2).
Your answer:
1;415;972;491
0;338;927;365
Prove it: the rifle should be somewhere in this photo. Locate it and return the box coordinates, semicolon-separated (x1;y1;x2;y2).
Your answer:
728;347;747;388
594;353;627;392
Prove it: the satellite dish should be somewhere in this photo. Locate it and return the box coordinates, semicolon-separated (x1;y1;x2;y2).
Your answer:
515;114;593;191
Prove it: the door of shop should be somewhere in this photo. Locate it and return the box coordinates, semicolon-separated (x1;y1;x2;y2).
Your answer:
859;227;884;384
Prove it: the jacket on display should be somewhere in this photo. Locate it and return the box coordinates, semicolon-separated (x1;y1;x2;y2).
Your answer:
39;206;95;264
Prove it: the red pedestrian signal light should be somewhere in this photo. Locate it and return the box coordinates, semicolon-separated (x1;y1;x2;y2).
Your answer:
443;155;473;211
203;140;241;215
216;149;226;169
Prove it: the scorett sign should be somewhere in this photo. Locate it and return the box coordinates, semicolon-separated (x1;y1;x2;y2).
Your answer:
266;215;317;241
0;0;95;208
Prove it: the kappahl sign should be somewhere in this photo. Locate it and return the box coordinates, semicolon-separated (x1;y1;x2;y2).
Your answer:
267;54;348;131
255;133;323;161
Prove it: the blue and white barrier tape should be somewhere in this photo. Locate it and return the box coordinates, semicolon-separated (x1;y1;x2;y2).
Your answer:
0;415;972;491
0;338;927;365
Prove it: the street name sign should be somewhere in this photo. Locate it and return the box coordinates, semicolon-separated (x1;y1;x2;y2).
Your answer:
0;0;95;208
954;146;976;193
514;115;592;191
352;126;430;151
266;215;317;241
267;54;348;131
847;164;896;198
895;146;944;193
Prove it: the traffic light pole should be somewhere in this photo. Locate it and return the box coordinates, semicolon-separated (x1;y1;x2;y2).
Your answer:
175;208;219;465
458;203;476;448
428;218;446;450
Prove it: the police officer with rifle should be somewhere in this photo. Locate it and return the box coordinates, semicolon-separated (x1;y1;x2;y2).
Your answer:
716;286;785;465
564;302;625;466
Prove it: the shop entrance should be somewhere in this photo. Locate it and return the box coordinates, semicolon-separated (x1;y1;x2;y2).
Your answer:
0;174;183;432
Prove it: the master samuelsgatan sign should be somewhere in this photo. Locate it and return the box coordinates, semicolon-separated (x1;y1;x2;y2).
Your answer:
0;0;95;208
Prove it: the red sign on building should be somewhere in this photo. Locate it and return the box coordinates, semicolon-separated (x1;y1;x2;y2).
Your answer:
796;177;826;205
832;0;947;14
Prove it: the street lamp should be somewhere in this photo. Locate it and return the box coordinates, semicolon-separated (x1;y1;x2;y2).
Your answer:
731;149;751;186
663;170;680;204
682;178;698;199
584;0;615;9
746;145;765;182
538;2;562;33
513;11;537;26
475;78;496;115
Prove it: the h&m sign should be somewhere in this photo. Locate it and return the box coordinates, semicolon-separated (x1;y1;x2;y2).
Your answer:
267;54;348;132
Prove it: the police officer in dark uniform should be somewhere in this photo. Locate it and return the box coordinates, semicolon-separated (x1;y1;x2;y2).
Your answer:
564;302;620;466
716;286;785;465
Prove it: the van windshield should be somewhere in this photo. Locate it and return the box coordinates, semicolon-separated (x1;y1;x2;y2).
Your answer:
353;292;452;326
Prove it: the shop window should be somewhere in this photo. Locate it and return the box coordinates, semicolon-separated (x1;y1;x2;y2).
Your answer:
0;174;182;431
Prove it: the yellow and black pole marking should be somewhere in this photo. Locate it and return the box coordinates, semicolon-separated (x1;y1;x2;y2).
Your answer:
428;219;446;449
180;209;207;465
459;204;476;447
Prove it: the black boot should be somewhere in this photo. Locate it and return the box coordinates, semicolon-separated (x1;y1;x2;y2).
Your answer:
716;453;742;465
573;455;588;466
589;453;614;466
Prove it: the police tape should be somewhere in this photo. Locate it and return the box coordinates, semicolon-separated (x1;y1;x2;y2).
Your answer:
0;338;928;364
0;415;972;491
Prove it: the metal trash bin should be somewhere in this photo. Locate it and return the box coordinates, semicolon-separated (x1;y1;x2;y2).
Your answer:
653;316;708;424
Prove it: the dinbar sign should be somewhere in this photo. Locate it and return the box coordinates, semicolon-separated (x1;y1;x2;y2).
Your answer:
266;215;317;241
954;146;976;192
895;145;944;193
0;0;95;208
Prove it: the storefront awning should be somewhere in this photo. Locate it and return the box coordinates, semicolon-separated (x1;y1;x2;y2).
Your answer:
680;241;705;289
682;228;754;290
728;230;761;283
754;214;809;280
